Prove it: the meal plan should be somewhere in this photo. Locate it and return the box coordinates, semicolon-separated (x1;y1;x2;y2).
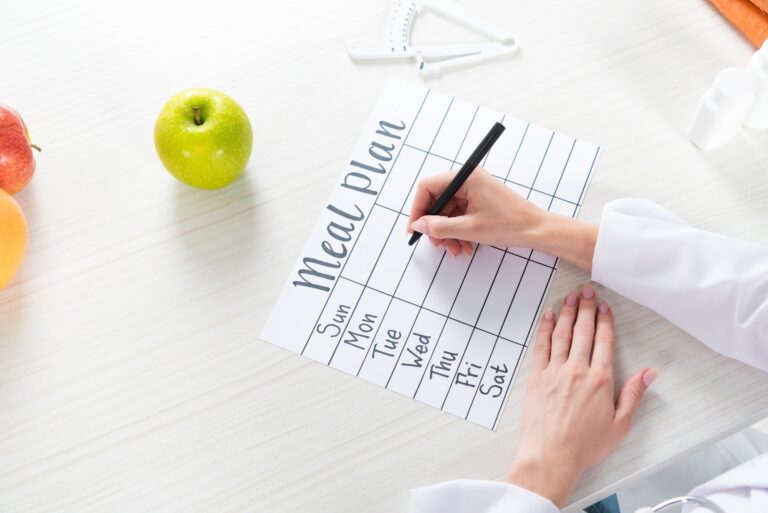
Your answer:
260;79;600;429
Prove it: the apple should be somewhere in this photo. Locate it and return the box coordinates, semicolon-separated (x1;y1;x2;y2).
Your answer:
154;88;253;189
0;188;28;289
0;105;40;195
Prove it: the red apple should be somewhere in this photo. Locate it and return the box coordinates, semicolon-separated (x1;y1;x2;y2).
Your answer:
0;105;40;195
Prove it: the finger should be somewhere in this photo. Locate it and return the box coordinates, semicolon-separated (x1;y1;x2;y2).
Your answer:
443;204;475;256
533;308;556;370
443;204;473;256
454;196;469;211
408;185;435;232
568;285;598;363
414;200;461;235
443;238;461;257
591;301;615;369
410;214;475;241
550;291;579;364
434;204;472;255
614;368;657;438
407;172;458;229
439;198;462;218
428;236;442;247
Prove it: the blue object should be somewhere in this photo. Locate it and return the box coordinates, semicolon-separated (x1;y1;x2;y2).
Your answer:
584;494;620;513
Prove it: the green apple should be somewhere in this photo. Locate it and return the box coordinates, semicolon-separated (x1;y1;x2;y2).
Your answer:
154;88;252;189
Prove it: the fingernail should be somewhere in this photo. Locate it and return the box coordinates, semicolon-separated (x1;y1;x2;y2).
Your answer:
582;285;595;299
643;369;657;387
598;301;610;314
411;219;428;235
565;292;577;306
543;308;555;321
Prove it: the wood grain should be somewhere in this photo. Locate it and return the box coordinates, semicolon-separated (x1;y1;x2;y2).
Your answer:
1;1;767;512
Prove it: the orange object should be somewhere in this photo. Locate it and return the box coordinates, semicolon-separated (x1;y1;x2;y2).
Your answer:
750;0;768;15
0;189;28;288
710;0;768;47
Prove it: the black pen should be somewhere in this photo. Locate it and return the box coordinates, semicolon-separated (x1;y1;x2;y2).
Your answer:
408;121;506;246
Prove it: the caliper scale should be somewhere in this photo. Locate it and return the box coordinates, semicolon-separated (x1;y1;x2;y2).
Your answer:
347;0;519;78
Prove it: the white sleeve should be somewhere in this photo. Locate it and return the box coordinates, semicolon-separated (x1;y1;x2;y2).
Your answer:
592;198;768;372
409;479;558;513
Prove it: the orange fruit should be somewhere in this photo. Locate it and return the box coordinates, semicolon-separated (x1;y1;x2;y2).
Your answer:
0;188;27;288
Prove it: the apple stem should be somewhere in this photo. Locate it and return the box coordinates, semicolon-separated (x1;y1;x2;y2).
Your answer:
193;106;202;126
30;144;42;152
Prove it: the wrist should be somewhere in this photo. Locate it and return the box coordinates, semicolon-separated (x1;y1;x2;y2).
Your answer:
503;455;581;507
525;212;598;272
513;206;551;249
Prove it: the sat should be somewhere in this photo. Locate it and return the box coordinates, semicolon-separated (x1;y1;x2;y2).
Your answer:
479;363;508;398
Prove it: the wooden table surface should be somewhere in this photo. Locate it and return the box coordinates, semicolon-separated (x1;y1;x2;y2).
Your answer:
2;1;768;512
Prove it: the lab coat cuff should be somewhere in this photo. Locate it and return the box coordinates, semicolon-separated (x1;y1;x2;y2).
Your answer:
410;479;559;513
591;198;685;286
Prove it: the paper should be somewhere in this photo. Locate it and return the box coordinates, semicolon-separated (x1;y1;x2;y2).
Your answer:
260;79;600;429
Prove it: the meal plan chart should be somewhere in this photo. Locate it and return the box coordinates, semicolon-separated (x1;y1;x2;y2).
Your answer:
261;79;599;430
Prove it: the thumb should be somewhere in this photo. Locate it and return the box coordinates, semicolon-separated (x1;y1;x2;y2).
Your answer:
614;368;656;437
411;215;475;241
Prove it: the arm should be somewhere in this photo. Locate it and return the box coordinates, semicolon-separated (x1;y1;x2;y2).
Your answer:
410;479;558;513
591;198;768;372
409;170;768;371
409;286;654;513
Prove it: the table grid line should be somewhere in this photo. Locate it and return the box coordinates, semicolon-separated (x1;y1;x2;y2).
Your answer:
352;97;459;379
492;267;556;430
337;275;526;349
327;97;457;367
547;139;577;211
438;114;527;410
370;199;561;273
577;147;601;206
464;257;533;421
464;129;558;422
300;88;431;356
486;139;600;429
388;104;483;390
414;115;553;414
299;91;597;429
486;135;585;429
410;110;516;401
402;142;583;209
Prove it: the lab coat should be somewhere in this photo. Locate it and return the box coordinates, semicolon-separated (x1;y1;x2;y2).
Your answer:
410;198;768;513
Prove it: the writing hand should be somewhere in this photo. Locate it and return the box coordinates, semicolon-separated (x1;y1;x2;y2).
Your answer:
407;168;598;270
504;285;656;507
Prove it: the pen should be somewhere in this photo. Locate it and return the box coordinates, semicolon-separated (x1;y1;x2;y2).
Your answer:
408;121;506;246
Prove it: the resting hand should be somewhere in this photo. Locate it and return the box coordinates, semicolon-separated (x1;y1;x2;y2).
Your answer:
504;285;657;507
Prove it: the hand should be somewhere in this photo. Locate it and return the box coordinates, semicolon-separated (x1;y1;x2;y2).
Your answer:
407;168;599;270
407;168;544;256
504;285;657;507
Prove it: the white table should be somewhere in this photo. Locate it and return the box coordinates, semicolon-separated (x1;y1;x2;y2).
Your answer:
2;1;768;512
